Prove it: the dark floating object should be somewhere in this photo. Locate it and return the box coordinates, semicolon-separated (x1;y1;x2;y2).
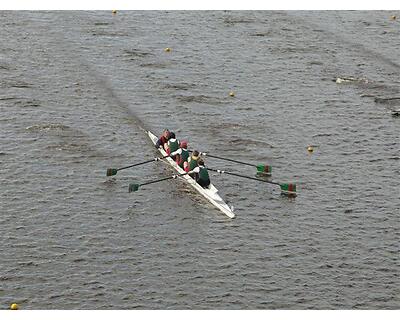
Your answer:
375;97;400;103
391;110;400;117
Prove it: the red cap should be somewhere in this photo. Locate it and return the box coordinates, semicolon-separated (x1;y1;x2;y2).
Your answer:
180;140;188;148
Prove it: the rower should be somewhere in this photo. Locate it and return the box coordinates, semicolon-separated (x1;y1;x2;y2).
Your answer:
187;159;210;189
187;150;200;174
166;132;179;159
170;140;190;171
155;129;170;150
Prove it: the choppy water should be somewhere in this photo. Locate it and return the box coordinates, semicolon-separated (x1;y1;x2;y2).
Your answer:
1;11;399;309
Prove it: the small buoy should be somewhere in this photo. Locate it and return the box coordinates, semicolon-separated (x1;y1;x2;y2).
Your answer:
164;47;171;52
112;10;117;14
229;91;235;97
390;15;396;20
10;303;19;310
307;146;314;153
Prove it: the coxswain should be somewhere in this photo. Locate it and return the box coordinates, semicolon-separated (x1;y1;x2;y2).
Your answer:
187;150;200;174
187;159;210;188
166;132;179;159
155;129;170;150
170;140;190;171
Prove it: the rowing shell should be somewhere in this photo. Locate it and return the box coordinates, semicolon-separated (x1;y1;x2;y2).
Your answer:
148;131;235;219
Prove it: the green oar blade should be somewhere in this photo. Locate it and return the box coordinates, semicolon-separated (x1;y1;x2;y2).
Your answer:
106;168;118;176
128;183;140;193
280;183;296;195
256;165;272;174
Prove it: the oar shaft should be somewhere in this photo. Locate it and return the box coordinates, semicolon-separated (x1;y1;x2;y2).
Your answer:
187;150;271;173
140;172;189;187
202;153;255;167
208;168;280;186
187;149;255;167
140;175;176;186
117;158;156;171
117;155;168;171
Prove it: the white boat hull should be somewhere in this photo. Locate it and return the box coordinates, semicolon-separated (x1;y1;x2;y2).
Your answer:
148;131;235;219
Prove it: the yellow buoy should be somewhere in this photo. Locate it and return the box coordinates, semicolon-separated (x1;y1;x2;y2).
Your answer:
10;303;19;310
164;47;171;52
307;146;314;153
112;10;117;15
390;15;396;20
229;91;235;97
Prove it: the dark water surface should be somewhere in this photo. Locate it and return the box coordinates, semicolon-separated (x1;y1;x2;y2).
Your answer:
1;11;399;309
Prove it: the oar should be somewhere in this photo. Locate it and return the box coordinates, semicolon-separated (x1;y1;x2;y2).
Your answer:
208;168;296;196
106;155;169;176
129;172;188;192
190;150;272;175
